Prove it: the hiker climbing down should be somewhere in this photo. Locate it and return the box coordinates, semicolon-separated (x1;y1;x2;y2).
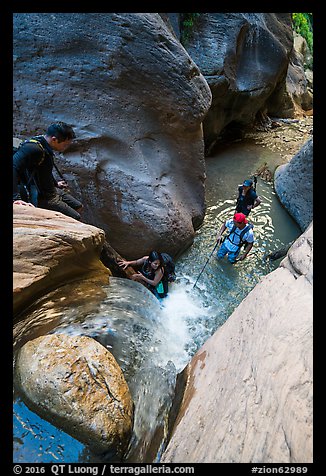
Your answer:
117;251;175;299
13;122;83;221
235;178;262;216
216;212;255;263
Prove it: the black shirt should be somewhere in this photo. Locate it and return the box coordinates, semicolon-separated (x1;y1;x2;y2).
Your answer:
13;136;58;200
236;186;258;216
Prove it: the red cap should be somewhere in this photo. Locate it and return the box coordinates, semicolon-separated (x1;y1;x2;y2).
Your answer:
234;212;248;224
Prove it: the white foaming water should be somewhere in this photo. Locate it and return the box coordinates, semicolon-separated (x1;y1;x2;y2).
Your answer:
157;282;216;369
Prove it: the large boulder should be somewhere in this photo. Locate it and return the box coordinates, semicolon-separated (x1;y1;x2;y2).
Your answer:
274;137;313;231
268;47;313;118
15;334;134;456
13;13;212;258
13;205;109;316
161;223;313;463
181;13;294;152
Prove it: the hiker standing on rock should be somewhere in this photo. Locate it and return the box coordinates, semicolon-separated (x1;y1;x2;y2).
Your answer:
216;213;255;263
13;122;83;221
235;178;262;216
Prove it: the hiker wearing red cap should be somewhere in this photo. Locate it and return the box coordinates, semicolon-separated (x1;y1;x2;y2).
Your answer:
216;213;254;263
235;178;262;216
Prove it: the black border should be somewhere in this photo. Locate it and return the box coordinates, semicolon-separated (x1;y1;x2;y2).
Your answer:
4;5;320;473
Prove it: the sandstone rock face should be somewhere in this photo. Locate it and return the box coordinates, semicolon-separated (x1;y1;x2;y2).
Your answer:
293;32;313;70
13;205;109;316
161;223;313;463
274;138;313;231
15;334;134;456
271;47;313;118
13;13;212;258
182;13;294;152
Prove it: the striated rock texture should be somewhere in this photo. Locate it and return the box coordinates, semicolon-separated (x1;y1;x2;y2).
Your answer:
161;223;313;463
273;46;313;118
180;13;307;152
13;13;212;259
13;205;109;317
15;334;134;456
274;137;313;231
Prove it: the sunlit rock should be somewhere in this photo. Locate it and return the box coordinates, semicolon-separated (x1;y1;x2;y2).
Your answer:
13;205;109;316
161;224;313;463
15;334;134;456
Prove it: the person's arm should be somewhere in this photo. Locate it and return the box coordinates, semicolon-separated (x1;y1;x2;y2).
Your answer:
53;161;69;189
117;256;147;270
216;222;227;243
247;191;262;211
136;267;164;286
238;229;254;260
252;196;262;208
238;242;253;260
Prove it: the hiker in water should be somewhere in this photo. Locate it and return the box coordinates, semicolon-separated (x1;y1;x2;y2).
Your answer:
216;212;254;263
235;178;261;216
117;251;167;299
13;122;83;220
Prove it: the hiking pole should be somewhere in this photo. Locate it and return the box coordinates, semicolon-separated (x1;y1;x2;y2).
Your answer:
54;159;71;192
54;161;65;181
253;174;257;192
193;239;221;289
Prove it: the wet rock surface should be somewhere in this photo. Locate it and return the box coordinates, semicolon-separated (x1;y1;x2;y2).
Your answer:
246;115;313;175
274;137;313;231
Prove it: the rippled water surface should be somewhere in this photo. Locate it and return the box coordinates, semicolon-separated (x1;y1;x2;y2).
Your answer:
174;141;301;351
13;140;301;463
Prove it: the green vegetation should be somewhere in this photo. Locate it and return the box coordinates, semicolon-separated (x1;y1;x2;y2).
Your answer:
292;13;313;53
180;13;200;45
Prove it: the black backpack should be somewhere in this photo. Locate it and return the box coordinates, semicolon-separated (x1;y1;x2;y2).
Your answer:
13;137;46;205
13;137;46;161
161;253;176;283
226;223;254;249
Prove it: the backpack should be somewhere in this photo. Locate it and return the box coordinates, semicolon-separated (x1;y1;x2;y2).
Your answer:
155;253;176;298
226;223;254;249
13;137;46;205
161;253;176;283
13;137;46;161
